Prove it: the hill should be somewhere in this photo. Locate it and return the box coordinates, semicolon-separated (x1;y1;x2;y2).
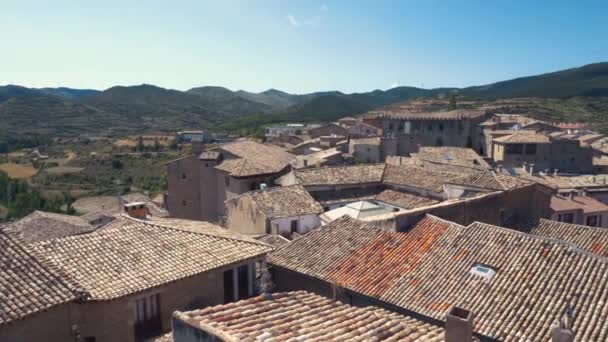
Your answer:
2;62;608;138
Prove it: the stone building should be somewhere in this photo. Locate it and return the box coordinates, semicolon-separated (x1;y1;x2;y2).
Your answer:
269;214;607;341
363;108;490;156
349;137;382;163
307;123;350;139
225;185;323;239
491;131;595;174
548;192;608;227
0;213;272;342
166;140;295;222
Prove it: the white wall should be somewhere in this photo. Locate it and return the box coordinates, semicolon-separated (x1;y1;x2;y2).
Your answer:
271;214;321;238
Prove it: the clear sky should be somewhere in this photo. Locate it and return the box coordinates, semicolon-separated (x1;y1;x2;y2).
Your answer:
2;0;607;94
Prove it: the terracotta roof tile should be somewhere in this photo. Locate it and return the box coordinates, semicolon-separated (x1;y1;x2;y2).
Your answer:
504;217;608;257
550;194;608;214
295;164;386;186
170;291;444;341
382;164;458;193
228;185;323;219
0;230;78;325
493;132;551;144
412;147;490;170
3;211;96;244
447;171;535;191
270;215;608;341
375;190;439;209
214;141;295;177
33;215;272;300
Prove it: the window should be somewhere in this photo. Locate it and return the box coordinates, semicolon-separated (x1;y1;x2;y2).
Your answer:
181;200;187;206
290;220;298;234
525;144;537;155
558;213;574;223
505;144;523;154
388;123;394;130
181;173;187;180
250;182;257;191
205;163;209;167
587;215;599;227
225;176;230;187
133;294;160;323
427;124;433;131
470;263;496;281
439;123;444;131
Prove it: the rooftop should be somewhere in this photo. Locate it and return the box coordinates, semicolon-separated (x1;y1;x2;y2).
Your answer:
412;147;490;170
294;164;386;187
550;194;608;214
375;189;439;209
227;185;323;219
3;211;96;244
322;200;394;221
382;164;458;193
493;131;551;144
446;170;535;191
214;140;296;177
167;291;444;342
350;137;381;145
0;230;78;325
33;215;272;301
365;108;487;121
504;217;608;257
270;214;608;341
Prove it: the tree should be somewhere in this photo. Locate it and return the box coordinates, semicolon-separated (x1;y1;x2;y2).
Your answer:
153;137;161;152
448;94;457;110
136;136;144;152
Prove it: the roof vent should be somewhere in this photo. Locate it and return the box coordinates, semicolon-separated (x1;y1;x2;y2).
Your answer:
259;183;267;190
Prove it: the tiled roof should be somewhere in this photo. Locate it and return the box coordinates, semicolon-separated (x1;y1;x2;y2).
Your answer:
295;164;386;186
254;234;290;248
550;194;608;214
3;211;96;244
228;185;323;219
382;164;458;193
365;108;486;121
312;188;381;206
412;147;490;170
446;171;535;191
0;230;78;325
198;150;221;160
493;131;551;143
121;192;169;218
214;141;295;177
270;215;608;341
168;291;444;342
504;217;608;257
375;189;439;209
386;156;482;175
32;215;272;301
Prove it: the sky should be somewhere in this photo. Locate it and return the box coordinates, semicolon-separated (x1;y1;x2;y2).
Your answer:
2;0;608;94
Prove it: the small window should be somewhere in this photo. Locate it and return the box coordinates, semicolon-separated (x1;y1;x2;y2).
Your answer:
439;123;444;131
205;163;209;167
587;215;599;227
560;213;574;223
290;220;298;234
505;144;523;154
470;264;496;281
388;123;394;130
181;200;187;206
181;173;187;180
525;144;537;155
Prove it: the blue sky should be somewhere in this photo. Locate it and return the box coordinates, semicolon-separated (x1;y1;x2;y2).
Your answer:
2;1;607;94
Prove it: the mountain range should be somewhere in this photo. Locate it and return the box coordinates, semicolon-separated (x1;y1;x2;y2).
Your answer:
1;62;608;137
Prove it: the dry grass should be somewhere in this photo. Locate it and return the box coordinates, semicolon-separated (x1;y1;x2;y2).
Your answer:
45;166;84;175
0;163;38;179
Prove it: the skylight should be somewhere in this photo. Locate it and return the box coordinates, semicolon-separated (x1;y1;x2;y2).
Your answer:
470;263;496;281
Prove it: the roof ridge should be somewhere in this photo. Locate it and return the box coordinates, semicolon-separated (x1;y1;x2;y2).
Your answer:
122;215;271;248
422;214;467;229
297;163;385;172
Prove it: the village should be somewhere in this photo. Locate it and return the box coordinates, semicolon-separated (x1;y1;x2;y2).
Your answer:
3;100;608;342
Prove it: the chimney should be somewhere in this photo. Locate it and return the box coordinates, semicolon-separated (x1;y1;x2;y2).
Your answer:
445;306;474;342
529;163;535;175
523;162;527;173
124;202;147;219
569;192;575;200
259;183;267;190
554;169;558;177
192;142;203;155
552;305;574;342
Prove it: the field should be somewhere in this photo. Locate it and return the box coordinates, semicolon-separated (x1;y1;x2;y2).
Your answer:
0;163;37;179
45;166;85;175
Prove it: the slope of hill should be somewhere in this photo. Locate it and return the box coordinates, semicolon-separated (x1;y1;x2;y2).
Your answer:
461;62;608;98
2;62;608;138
